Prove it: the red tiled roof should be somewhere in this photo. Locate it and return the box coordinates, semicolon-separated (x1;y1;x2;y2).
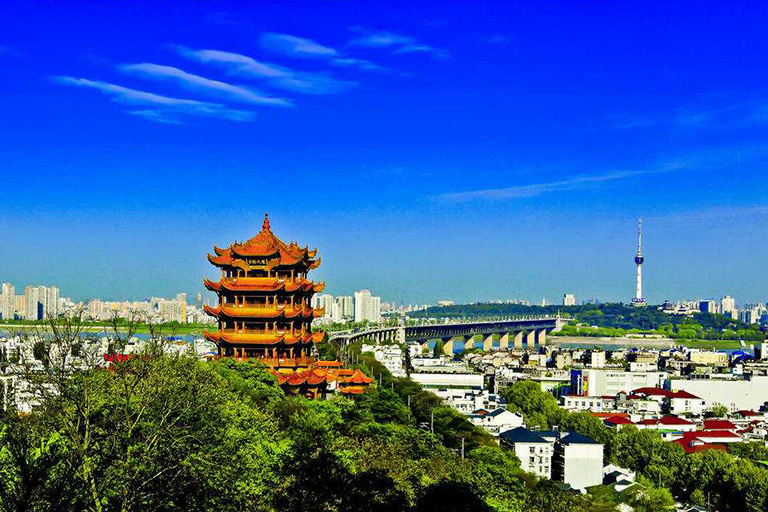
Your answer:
695;430;740;439
671;438;727;454
605;415;634;425
632;387;671;397
659;415;695;426
591;412;630;419
703;419;737;430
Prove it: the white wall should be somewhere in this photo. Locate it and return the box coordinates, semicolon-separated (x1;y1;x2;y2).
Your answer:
670;376;768;411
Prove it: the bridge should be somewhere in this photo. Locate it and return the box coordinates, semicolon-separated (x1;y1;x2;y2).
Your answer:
327;316;567;356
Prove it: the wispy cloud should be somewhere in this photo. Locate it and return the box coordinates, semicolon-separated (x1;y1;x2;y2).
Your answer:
175;46;356;95
118;63;292;107
348;28;450;59
349;30;415;48
486;35;510;46
53;76;254;123
647;205;768;224
437;161;694;202
438;146;768;202
610;94;768;130
330;57;388;72
393;44;450;60
260;33;338;58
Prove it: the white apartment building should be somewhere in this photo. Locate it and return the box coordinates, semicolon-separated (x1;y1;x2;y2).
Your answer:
570;369;663;397
721;295;736;318
562;294;576;306
500;427;554;478
361;343;405;377
553;432;604;490
354;289;381;323
1;283;15;320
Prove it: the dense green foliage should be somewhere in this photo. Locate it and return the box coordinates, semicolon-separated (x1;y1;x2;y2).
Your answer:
411;303;765;341
0;350;622;512
502;381;768;511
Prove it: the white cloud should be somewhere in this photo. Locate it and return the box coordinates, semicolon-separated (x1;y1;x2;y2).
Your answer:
119;63;293;107
330;57;387;72
348;30;415;48
175;46;356;95
348;28;450;59
260;33;338;58
437;162;690;202
53;76;254;123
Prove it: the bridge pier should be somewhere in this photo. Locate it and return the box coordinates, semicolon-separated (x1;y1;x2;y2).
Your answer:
526;330;536;347
484;333;496;351
497;333;507;351
442;337;455;356
514;331;524;349
536;329;548;346
464;336;475;351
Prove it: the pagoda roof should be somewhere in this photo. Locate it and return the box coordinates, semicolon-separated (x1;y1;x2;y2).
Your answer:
271;367;336;387
207;214;320;269
203;330;324;346
341;368;373;385
203;278;325;294
203;304;323;320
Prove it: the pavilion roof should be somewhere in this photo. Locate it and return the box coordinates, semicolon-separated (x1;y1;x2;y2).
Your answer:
207;214;320;269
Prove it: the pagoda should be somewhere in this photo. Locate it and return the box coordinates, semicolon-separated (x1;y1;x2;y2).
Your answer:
204;213;371;398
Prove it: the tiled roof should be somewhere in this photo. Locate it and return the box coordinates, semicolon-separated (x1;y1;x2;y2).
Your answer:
499;427;549;444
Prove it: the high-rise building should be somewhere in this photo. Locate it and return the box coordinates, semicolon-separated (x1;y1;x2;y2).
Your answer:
1;283;15;320
699;300;718;314
354;289;382;323
45;286;59;318
562;294;576;306
721;296;737;319
24;287;43;320
335;296;354;318
631;219;647;307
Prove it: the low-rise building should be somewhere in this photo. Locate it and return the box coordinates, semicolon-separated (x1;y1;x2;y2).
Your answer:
553;432;604;490
499;427;553;478
469;408;524;436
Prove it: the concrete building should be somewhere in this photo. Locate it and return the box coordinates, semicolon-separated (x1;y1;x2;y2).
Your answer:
469;408;524;436
585;350;606;368
721;295;737;319
570;369;663;397
499;427;553;478
670;376;768;411
1;283;15;320
689;351;728;366
553;432;604;490
354;289;381;323
361;343;405;377
562;294;576;307
23;287;43;320
698;299;718;314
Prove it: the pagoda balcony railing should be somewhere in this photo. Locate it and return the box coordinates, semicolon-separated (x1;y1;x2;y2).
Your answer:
220;328;309;336
222;302;308;310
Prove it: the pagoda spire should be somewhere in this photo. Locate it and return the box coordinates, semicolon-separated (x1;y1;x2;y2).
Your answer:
262;212;271;232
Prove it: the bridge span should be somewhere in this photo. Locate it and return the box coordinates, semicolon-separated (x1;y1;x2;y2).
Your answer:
327;316;567;356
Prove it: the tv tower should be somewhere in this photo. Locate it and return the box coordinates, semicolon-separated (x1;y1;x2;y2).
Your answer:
631;218;647;307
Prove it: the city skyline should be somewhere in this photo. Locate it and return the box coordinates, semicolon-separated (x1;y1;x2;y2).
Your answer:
2;2;768;304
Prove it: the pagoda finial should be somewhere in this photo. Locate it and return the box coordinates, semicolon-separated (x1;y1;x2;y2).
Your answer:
262;212;271;232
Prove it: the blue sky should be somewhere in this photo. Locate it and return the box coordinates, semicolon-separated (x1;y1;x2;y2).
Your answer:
1;1;768;306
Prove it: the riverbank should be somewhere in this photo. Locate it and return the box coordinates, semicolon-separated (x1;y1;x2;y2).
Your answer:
0;323;206;336
551;335;747;350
